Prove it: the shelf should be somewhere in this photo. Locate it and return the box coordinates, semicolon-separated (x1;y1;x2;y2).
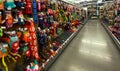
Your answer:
101;21;120;49
0;0;84;71
39;18;88;71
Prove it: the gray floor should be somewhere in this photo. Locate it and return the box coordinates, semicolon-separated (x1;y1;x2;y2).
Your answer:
48;20;120;71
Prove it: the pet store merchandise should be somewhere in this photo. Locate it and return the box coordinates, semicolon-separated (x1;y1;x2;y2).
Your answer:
101;0;120;48
0;0;84;71
88;4;97;19
97;2;104;18
98;6;104;18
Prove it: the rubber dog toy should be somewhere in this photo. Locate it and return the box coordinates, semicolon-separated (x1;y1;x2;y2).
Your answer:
4;0;16;10
0;28;3;37
0;0;4;10
2;55;8;71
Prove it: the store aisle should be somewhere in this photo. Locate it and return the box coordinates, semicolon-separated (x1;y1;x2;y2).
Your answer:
48;20;120;71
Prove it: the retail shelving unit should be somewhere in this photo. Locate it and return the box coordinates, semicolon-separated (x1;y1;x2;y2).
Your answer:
0;0;86;71
39;24;85;71
101;21;120;48
101;0;120;49
36;1;89;71
88;4;98;19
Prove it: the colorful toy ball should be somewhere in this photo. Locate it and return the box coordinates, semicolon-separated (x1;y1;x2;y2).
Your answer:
25;50;31;57
12;41;19;50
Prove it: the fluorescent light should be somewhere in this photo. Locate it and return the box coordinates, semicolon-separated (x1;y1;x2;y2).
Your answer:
62;0;93;4
97;0;102;3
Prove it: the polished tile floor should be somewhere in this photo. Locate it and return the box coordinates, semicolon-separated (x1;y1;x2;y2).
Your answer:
48;20;120;71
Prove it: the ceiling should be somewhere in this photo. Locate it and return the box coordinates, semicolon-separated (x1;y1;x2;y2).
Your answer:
62;0;113;7
62;0;99;4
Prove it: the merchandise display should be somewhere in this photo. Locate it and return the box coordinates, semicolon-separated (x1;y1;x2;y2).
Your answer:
101;0;120;42
0;0;83;71
88;4;97;19
99;7;104;18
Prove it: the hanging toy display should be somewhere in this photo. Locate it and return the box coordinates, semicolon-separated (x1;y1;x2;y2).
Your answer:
0;42;9;71
17;11;25;25
60;10;68;22
46;13;51;27
4;12;13;28
38;12;44;29
52;21;57;37
46;29;52;48
0;43;8;58
49;14;54;26
26;60;39;71
24;20;40;61
1;31;21;70
75;19;81;27
47;8;54;15
21;29;32;43
0;0;4;10
25;0;32;15
15;0;24;8
37;0;41;12
54;10;59;21
37;29;47;51
25;49;30;58
102;1;120;42
3;31;20;53
0;0;82;70
41;0;47;12
44;14;49;28
4;0;16;10
20;45;28;55
0;28;3;37
67;12;71;23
